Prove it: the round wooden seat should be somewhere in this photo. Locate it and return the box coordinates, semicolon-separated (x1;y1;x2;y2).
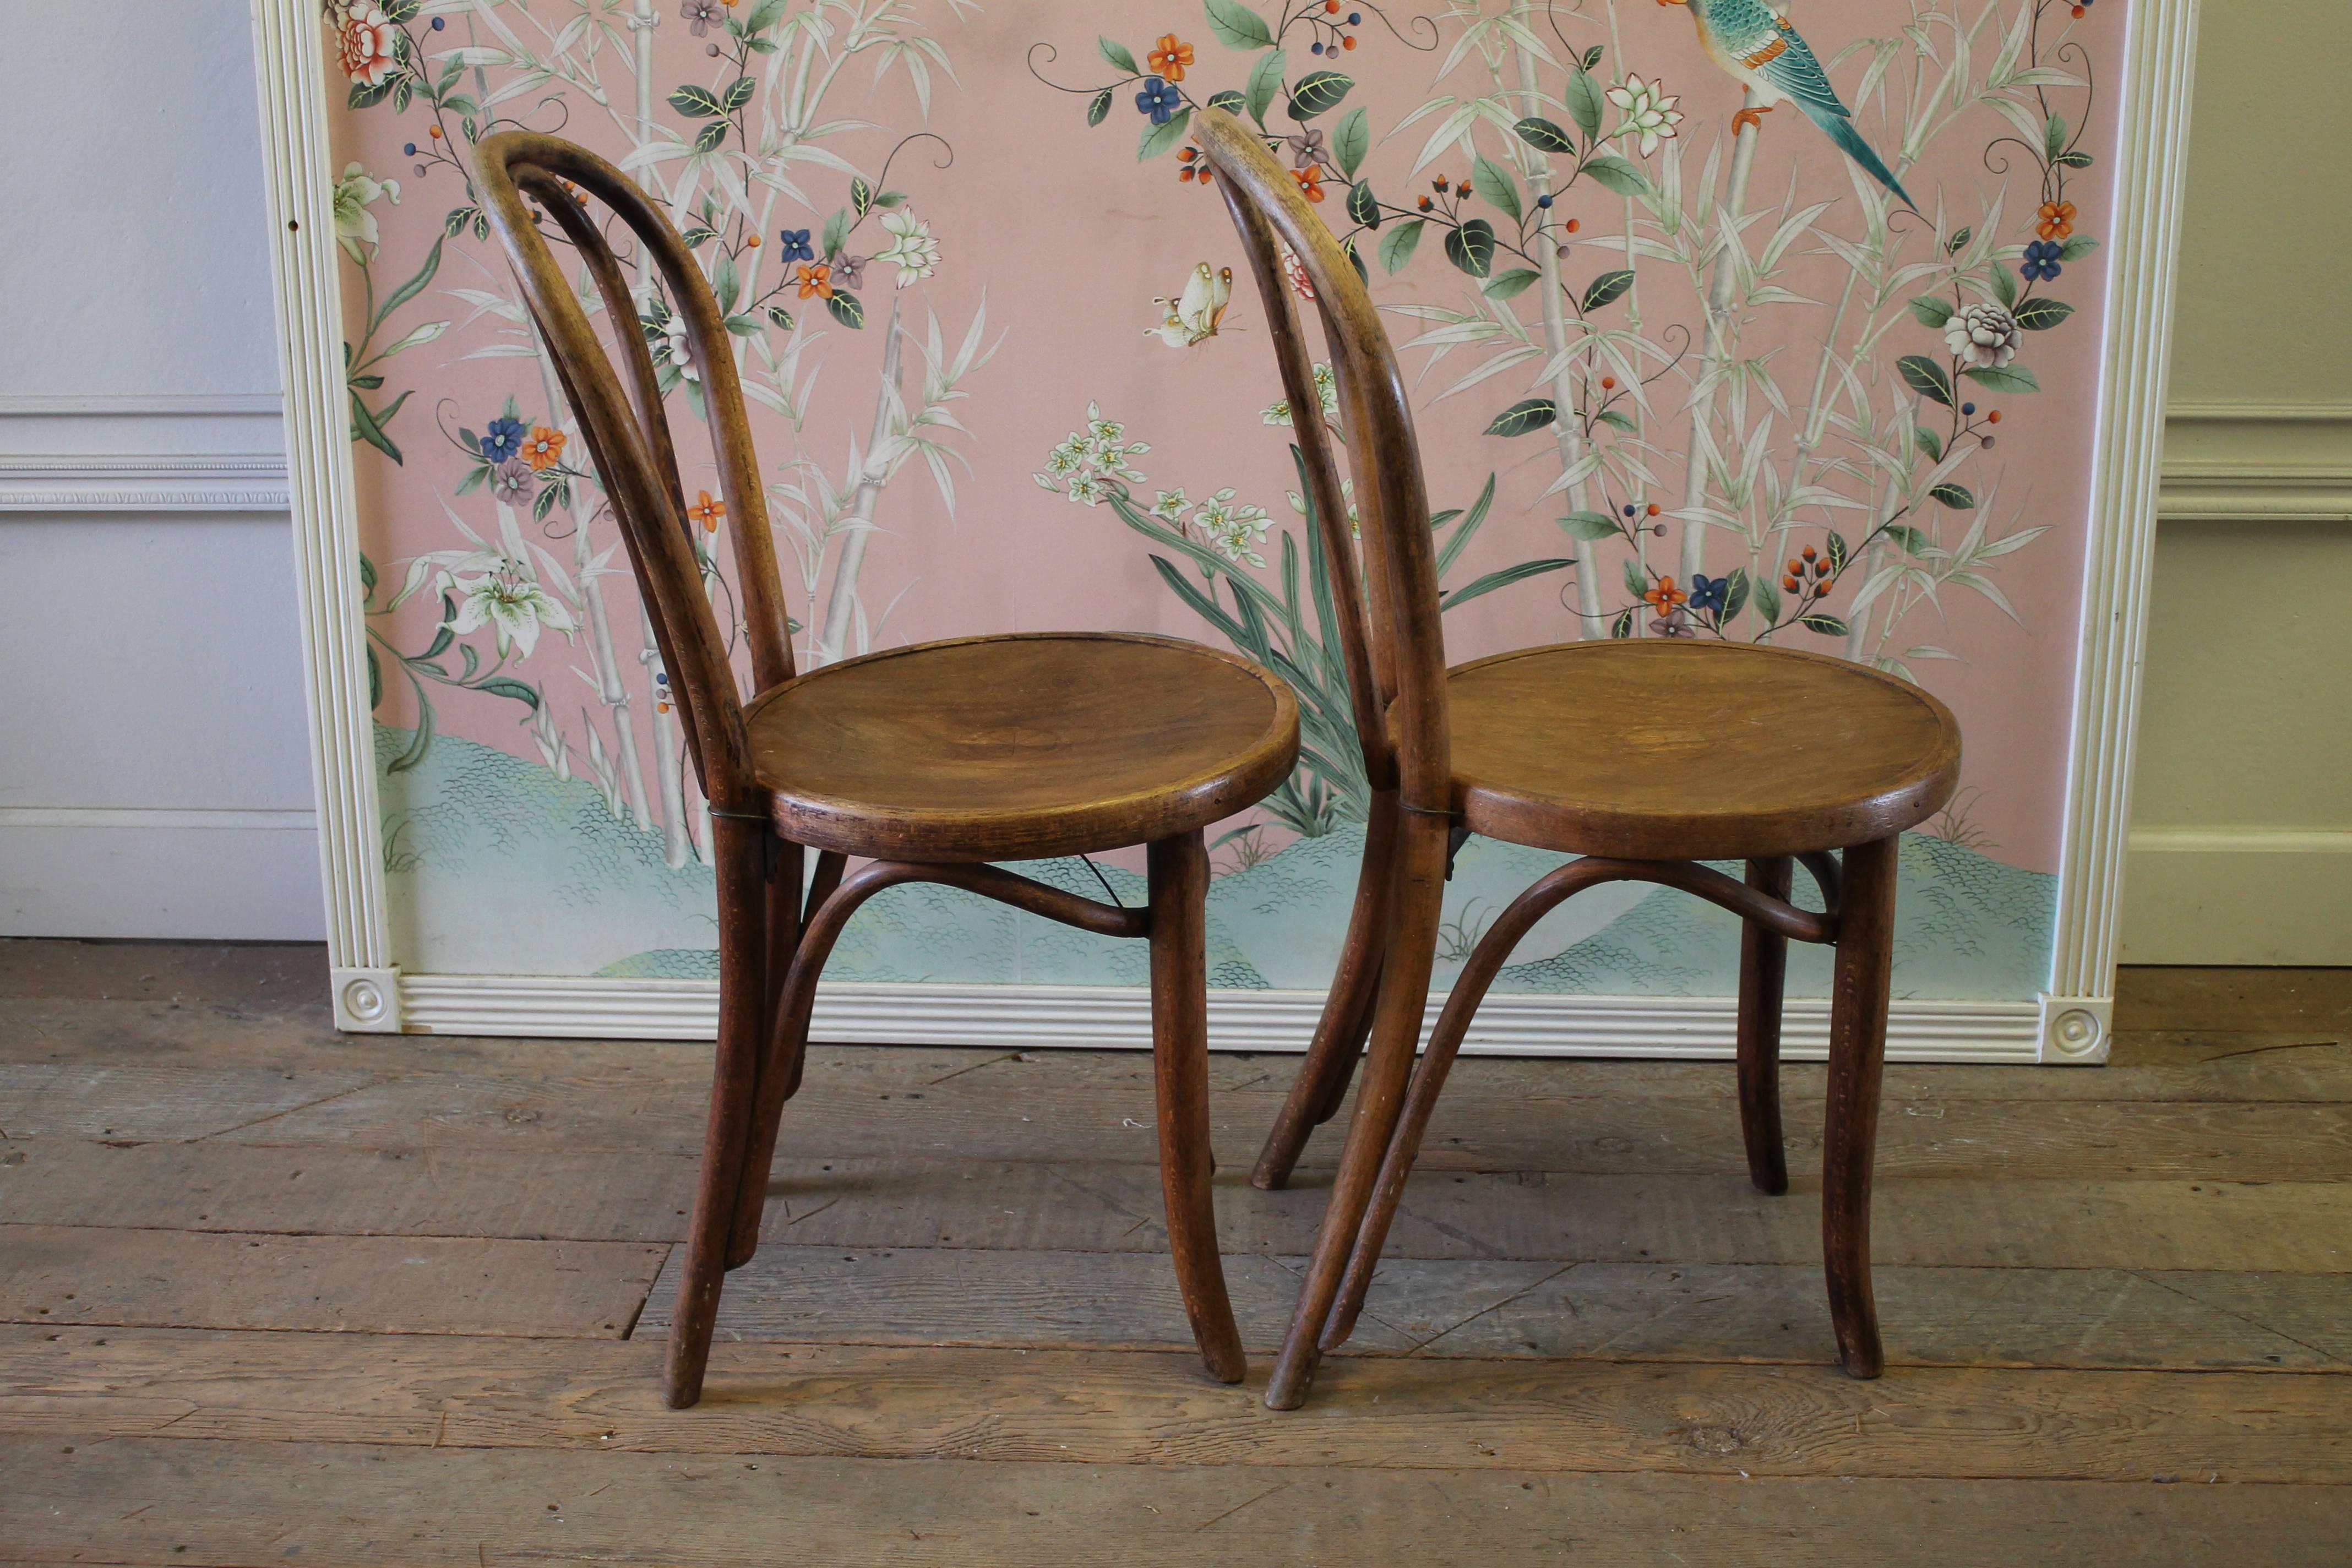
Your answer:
1443;641;1962;861
745;631;1300;863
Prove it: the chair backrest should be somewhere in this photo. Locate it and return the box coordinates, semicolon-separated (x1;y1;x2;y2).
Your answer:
1191;108;1451;813
471;130;794;814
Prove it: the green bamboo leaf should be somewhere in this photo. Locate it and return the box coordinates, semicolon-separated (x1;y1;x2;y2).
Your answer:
1512;116;1574;153
1333;107;1370;178
1884;523;1934;553
1443;217;1495;278
1578;153;1651;198
1087;88;1114;127
1245;48;1287;126
1139;107;1193;160
2013;297;2075;331
1377;217;1425;273
1484;398;1555;437
1929;482;1976;510
475;676;542;710
669;83;724;117
1580;269;1635;313
1204;0;1273;49
371;235;444;331
1562;67;1605;143
1482;266;1540;300
825;291;865;329
1908;294;1954;328
1596;408;1636;432
1347;181;1380;229
1288;70;1352;119
1897;353;1955;407
1434;473;1496;578
1441;558;1575;610
1472;154;1521;222
1099;35;1140;74
1557;511;1619;541
1961;363;2040;394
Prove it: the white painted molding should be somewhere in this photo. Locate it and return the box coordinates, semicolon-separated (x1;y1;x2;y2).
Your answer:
2035;994;2113;1066
2129;825;2352;854
397;974;2045;1063
251;0;393;977
2048;0;2202;1017
334;966;404;1032
0;393;284;417
0;453;290;512
0;807;314;832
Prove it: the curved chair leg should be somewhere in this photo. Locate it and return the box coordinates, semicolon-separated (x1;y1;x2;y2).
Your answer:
1823;835;1899;1379
1264;808;1450;1411
662;816;772;1409
1252;791;1400;1190
1148;830;1247;1383
1736;856;1795;1196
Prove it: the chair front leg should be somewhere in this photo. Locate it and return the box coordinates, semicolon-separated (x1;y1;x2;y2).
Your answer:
1736;855;1795;1196
1251;790;1401;1190
1147;829;1246;1383
662;814;772;1410
1822;834;1899;1379
1264;807;1450;1411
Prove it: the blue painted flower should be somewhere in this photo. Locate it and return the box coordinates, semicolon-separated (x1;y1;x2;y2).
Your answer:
480;416;526;464
2020;238;2063;282
1687;572;1729;616
1135;75;1181;126
778;228;814;263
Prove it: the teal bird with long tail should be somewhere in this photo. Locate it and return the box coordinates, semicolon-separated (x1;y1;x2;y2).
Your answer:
1660;0;1917;210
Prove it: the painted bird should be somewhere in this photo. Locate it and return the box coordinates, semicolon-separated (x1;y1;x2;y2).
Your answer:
1661;0;1918;211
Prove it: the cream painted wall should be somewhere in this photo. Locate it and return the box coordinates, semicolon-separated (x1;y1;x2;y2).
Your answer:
2124;0;2352;963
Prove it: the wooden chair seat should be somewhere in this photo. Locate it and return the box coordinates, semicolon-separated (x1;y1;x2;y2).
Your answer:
748;633;1299;863
1439;642;1961;862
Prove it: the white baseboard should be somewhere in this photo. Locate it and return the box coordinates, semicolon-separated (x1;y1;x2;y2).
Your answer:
393;972;2053;1063
0;807;324;941
2121;826;2352;965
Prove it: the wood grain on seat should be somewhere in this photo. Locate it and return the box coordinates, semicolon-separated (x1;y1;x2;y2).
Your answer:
1444;642;1960;861
748;633;1298;863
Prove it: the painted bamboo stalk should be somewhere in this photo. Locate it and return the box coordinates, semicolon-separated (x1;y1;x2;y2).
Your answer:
1674;86;1766;590
1513;36;1605;640
813;292;908;665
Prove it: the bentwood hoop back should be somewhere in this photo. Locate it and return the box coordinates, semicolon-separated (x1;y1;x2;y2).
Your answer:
1188;108;1961;1409
472;130;1299;1407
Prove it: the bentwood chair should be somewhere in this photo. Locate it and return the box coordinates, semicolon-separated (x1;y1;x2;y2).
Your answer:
474;132;1298;1408
1185;110;1962;1411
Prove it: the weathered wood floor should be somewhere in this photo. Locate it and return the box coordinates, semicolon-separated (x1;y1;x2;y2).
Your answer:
3;941;2348;1565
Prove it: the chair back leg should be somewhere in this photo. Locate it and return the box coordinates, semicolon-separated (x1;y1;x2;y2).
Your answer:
1147;829;1248;1382
1736;855;1795;1196
1262;809;1451;1411
1251;791;1401;1190
1822;834;1900;1379
662;815;775;1409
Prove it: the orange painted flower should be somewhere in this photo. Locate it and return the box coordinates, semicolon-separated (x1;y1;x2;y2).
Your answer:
794;263;833;300
2036;200;2077;241
1641;576;1688;616
520;426;567;471
1293;166;1326;203
687;489;727;531
1148;34;1195;83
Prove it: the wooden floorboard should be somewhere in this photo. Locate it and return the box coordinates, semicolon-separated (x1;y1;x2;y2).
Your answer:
4;1437;2345;1567
2;940;2348;1564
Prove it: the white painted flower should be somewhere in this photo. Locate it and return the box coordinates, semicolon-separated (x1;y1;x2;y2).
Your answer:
1607;74;1684;157
1262;362;1340;427
874;209;940;288
332;161;400;260
1149;488;1191;524
1191;489;1272;568
445;558;577;658
1035;404;1150;503
1944;302;2021;371
662;317;699;382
